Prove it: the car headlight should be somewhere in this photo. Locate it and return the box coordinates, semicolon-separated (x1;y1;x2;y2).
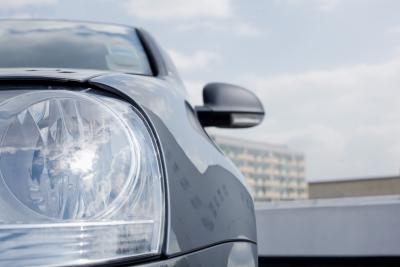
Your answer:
0;90;164;266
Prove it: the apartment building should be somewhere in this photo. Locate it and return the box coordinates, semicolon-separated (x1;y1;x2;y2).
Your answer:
213;135;307;201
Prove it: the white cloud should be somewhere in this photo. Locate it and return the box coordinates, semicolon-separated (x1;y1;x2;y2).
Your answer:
175;21;226;32
314;0;340;11
235;23;262;37
0;12;33;18
386;25;400;34
168;49;221;73
123;0;232;20
183;80;205;105
167;49;220;104
175;21;262;38
0;0;56;9
275;0;341;12
234;56;400;180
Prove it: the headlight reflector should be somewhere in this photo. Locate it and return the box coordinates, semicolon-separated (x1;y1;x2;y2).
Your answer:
0;90;164;266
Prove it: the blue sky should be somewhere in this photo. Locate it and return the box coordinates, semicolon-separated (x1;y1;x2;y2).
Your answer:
1;0;400;181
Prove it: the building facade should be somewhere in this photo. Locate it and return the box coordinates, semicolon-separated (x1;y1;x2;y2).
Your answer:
213;135;307;201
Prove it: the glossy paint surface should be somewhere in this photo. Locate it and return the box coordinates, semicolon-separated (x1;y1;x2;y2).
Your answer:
0;72;257;262
90;73;257;255
0;67;257;260
0;73;256;266
0;20;152;75
131;242;257;267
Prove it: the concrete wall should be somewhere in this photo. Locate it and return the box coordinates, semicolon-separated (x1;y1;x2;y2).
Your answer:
309;176;400;199
256;196;400;256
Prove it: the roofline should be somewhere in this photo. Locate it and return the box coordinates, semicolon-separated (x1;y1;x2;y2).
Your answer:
309;174;400;184
211;134;304;156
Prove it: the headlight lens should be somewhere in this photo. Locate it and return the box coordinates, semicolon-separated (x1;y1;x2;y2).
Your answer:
0;90;164;266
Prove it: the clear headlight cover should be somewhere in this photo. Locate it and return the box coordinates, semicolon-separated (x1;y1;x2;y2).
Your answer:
0;90;164;266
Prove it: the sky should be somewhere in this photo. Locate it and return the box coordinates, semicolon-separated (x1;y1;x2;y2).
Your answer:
0;0;399;181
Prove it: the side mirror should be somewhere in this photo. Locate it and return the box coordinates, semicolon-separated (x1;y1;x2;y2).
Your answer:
195;82;265;128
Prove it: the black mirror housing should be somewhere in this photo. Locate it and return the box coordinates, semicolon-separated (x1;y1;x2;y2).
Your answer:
195;82;265;128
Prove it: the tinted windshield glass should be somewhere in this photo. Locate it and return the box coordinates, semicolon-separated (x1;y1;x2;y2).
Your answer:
0;20;152;75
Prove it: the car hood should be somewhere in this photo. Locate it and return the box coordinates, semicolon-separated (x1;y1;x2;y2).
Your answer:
0;68;111;82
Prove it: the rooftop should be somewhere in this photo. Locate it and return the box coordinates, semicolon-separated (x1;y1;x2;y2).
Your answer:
212;135;303;156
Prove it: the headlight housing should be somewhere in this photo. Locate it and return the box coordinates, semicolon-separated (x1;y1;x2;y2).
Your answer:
0;90;164;266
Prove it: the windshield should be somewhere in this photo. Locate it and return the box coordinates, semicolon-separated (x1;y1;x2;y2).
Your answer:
0;20;152;75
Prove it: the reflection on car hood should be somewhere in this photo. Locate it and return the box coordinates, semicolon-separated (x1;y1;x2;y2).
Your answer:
0;68;110;82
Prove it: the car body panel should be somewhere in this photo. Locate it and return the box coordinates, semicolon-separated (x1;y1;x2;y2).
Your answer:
0;70;257;258
89;73;257;255
0;68;108;82
128;242;257;267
